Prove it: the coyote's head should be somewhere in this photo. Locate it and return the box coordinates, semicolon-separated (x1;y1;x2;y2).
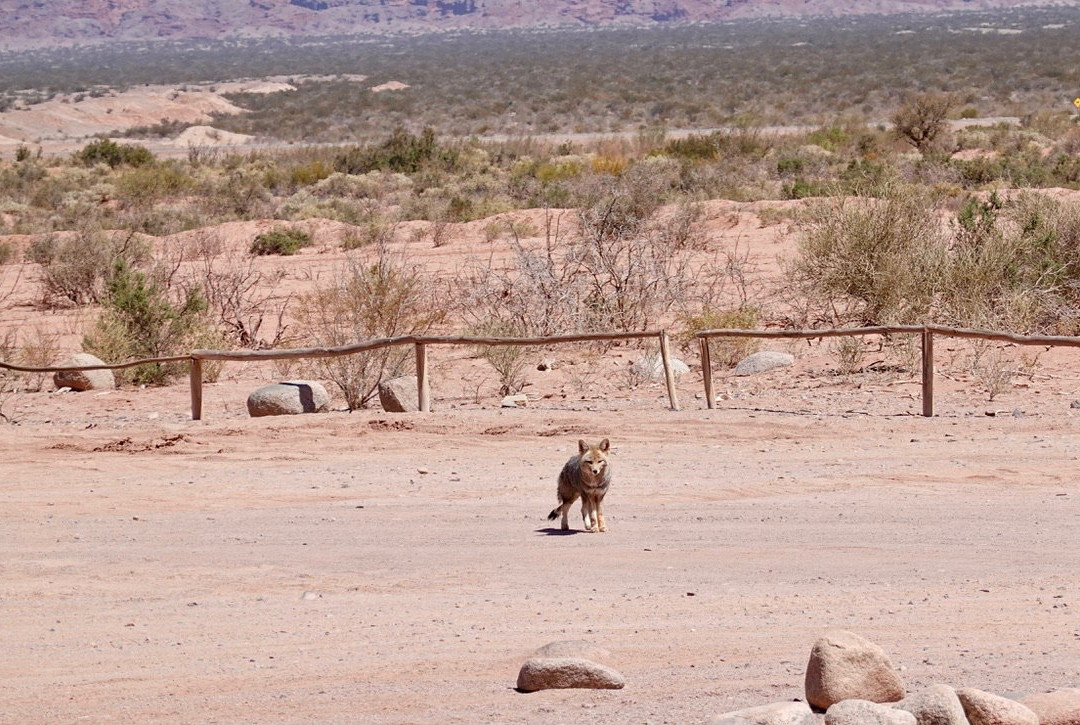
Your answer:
577;438;610;478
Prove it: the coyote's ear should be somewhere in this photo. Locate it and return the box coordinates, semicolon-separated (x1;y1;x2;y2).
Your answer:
578;439;588;454
599;438;610;452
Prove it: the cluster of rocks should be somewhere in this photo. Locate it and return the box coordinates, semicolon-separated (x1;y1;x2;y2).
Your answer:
709;630;1078;725
516;631;1080;725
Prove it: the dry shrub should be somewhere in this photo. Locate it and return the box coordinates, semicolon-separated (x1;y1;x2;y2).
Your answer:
789;184;946;325
470;319;528;396
678;306;761;367
33;229;150;308
829;335;866;376
293;245;446;410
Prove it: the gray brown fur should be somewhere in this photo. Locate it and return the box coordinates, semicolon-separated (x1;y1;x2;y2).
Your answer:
546;438;612;532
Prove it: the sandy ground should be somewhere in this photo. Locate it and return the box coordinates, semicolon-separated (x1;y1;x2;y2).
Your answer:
2;349;1080;723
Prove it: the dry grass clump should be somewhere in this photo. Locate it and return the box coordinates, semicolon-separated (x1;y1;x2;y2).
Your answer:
790;186;1080;334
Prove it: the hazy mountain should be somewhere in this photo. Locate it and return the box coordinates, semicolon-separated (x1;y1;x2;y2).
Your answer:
2;0;1068;48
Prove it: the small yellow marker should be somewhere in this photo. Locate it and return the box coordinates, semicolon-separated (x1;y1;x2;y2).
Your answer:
1073;97;1080;108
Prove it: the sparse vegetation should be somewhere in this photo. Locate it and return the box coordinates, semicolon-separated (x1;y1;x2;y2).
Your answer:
249;228;312;256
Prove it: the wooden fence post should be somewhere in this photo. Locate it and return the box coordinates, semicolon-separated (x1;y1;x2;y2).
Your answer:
921;327;934;418
415;343;430;413
658;330;680;411
700;337;714;409
190;357;203;421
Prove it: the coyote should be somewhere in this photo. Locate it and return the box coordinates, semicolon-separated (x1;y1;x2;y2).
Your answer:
547;438;612;532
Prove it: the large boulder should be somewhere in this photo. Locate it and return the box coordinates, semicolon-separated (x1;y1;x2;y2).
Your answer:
894;685;967;725
805;630;905;711
378;376;419;413
956;688;1038;725
1020;688;1080;725
515;656;624;692
825;700;916;725
247;380;330;417
708;701;816;725
53;353;115;391
734;351;795;377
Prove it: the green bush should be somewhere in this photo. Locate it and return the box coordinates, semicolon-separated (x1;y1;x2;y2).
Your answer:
76;138;155;168
334;127;458;175
249;228;312;256
83;260;210;386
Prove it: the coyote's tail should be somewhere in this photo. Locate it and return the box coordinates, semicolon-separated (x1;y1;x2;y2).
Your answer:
547;506;560;521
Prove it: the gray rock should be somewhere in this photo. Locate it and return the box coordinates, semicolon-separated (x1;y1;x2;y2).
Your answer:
894;685;967;725
734;351;795;376
378;376;419;413
957;687;1038;725
708;701;816;725
53;353;115;391
805;630;905;711
515;656;624;692
1071;400;1080;409
1020;688;1080;725
501;393;529;408
631;354;690;382
825;700;916;725
247;380;330;417
533;640;611;662
537;358;557;371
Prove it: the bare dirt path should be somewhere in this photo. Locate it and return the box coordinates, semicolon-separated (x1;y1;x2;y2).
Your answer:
2;396;1078;723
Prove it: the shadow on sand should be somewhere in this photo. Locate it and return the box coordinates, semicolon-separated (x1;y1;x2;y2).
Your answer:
534;527;583;536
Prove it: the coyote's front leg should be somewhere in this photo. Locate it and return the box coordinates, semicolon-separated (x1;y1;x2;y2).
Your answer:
596;497;606;532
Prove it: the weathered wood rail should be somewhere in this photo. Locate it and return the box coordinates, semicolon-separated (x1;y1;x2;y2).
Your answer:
696;324;1080;417
1;330;681;420
4;324;1076;421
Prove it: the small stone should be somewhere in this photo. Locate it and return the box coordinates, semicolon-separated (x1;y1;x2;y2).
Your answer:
805;630;905;710
537;359;557;371
301;591;318;601
417;467;430;475
956;687;1038;725
378;376;420;413
1071;400;1080;409
734;351;795;376
53;353;115;392
894;684;967;725
1020;688;1080;725
1011;409;1023;418
247;381;330;417
708;701;815;725
501;393;529;408
825;700;916;725
516;657;624;692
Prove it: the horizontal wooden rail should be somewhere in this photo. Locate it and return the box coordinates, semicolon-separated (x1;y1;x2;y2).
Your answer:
695;324;1080;418
0;354;191;374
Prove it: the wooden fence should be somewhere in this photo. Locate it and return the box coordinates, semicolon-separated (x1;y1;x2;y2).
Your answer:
0;330;681;420
4;324;1079;420
697;324;1080;417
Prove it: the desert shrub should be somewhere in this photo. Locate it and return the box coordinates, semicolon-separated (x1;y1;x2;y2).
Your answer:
677;306;761;366
782;178;828;200
829;336;865;376
790;185;947;324
471;319;529;395
14;144;31;162
249;228;312;256
334;127;458;175
892;92;955;156
293;246;446;409
0;242;12;265
83;259;211;385
115;162;194;206
35;230;149;308
76;138;155;168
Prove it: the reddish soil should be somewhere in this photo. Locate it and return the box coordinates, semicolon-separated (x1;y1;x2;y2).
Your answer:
3;203;1080;722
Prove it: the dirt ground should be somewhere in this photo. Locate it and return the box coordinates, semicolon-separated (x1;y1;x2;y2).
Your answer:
2;360;1080;723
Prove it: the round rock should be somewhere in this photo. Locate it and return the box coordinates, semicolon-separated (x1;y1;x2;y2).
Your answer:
247;380;330;417
825;700;916;725
708;701;816;725
631;354;690;382
805;630;905;711
53;353;115;391
515;656;624;692
734;351;795;376
957;687;1038;725
894;684;967;725
378;375;419;413
1019;689;1080;725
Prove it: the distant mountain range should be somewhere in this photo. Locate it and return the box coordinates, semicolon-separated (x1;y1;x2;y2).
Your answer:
2;0;1070;48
